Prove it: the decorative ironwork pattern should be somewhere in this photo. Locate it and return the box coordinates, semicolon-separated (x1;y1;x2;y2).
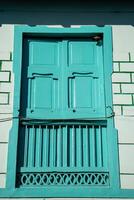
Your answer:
17;172;109;186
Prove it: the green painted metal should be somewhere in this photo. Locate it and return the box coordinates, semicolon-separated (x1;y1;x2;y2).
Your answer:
1;25;133;198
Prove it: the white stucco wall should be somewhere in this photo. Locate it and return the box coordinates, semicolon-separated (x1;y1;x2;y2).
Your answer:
0;25;134;199
112;26;134;189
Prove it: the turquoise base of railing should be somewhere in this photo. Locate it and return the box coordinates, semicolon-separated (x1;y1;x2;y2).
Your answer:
1;188;134;198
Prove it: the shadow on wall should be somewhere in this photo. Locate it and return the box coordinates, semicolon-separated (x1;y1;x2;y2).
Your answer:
1;0;134;25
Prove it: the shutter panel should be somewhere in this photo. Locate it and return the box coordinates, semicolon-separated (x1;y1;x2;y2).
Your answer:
24;38;105;119
66;39;105;118
25;39;61;118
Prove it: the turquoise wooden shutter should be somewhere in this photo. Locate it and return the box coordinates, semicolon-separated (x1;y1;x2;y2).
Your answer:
66;39;105;118
24;38;105;119
6;26;120;198
25;39;61;118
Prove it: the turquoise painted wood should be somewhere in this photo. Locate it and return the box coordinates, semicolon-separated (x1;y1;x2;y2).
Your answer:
24;38;105;119
1;25;128;198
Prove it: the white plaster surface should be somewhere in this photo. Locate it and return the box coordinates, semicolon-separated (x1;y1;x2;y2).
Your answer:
0;52;10;61
113;106;122;116
121;175;134;189
119;144;134;173
0;71;10;82
0;93;8;104
112;73;131;83
112;26;134;58
0;25;14;52
113;94;132;104
123;106;134;116
0;114;12;142
1;61;13;70
0;174;6;188
120;63;134;72
112;83;120;93
122;84;134;93
0;144;8;173
114;116;134;143
113;63;120;72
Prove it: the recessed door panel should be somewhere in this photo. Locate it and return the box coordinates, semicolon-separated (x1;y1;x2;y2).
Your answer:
28;74;59;115
69;76;93;109
69;41;96;67
75;76;92;108
32;76;52;109
29;41;59;66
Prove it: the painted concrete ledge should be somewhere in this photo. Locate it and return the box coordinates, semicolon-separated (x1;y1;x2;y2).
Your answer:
0;188;134;198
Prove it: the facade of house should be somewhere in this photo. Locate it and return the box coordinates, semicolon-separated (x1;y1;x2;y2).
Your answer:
0;24;134;198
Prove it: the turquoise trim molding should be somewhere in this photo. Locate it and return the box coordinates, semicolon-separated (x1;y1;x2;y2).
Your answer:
1;188;134;198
